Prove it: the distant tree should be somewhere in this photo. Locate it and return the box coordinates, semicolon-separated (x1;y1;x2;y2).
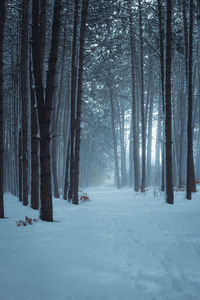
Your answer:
108;79;120;189
129;3;140;191
0;0;6;218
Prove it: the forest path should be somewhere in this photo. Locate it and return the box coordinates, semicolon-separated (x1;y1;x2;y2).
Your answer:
1;187;200;300
85;187;200;300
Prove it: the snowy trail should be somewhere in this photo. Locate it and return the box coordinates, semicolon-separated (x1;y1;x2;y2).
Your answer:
1;188;200;300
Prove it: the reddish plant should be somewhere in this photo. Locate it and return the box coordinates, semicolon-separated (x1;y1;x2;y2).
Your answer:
16;216;37;227
80;193;90;202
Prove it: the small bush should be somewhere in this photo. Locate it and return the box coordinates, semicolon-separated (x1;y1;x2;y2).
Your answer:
80;193;90;202
16;216;38;227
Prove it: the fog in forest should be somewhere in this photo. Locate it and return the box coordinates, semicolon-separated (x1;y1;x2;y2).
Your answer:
1;1;200;299
1;0;200;218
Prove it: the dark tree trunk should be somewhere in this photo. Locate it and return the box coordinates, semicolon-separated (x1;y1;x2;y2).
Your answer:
165;0;174;204
138;0;146;192
182;0;188;77
157;0;165;191
32;0;62;221
30;66;39;210
147;75;153;185
0;0;6;218
73;0;89;205
21;0;29;206
52;137;60;198
18;128;23;202
51;91;60;199
68;0;79;202
63;140;70;200
186;0;196;199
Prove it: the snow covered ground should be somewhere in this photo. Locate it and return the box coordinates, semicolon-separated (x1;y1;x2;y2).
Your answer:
1;187;200;300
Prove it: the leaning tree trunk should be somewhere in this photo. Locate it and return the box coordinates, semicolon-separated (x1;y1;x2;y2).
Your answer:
165;0;174;204
0;0;6;218
32;0;62;221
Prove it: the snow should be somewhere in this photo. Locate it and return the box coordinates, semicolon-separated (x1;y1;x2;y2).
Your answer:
1;187;200;300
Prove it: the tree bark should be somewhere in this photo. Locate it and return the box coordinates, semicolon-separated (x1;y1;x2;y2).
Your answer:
165;0;174;204
32;0;62;221
157;0;165;191
186;0;196;199
21;0;29;206
138;0;146;192
0;0;6;218
30;65;39;210
73;0;90;205
68;0;79;202
109;84;120;189
129;6;140;191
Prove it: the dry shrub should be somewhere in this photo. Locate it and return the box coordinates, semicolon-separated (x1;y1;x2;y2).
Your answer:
80;193;90;202
16;216;37;227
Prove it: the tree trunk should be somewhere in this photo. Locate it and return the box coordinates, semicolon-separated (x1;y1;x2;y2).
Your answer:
21;0;29;206
186;0;196;199
138;0;146;192
32;0;62;221
30;66;39;210
147;73;153;186
157;0;165;191
68;0;79;202
18;129;23;202
0;0;6;218
109;84;120;189
63;140;70;200
119;103;127;187
73;0;89;205
129;6;140;191
165;0;174;204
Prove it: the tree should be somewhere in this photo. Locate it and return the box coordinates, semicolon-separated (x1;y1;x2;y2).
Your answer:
157;0;165;191
186;0;196;199
67;0;79;202
0;0;6;218
21;0;30;206
32;0;62;221
129;4;140;191
30;62;39;210
73;0;90;204
138;0;146;192
165;0;174;204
